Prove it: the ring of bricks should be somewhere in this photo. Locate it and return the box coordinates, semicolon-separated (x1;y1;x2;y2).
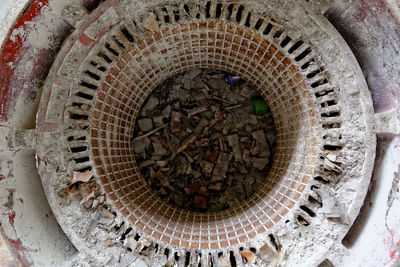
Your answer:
90;21;319;250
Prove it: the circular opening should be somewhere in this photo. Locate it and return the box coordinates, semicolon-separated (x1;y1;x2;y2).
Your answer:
88;20;319;250
132;68;277;212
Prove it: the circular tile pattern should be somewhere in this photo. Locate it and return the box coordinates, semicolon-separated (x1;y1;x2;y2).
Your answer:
88;20;318;250
36;1;376;265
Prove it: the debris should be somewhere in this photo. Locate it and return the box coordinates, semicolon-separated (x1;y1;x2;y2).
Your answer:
184;106;208;117
209;183;222;191
152;115;164;128
323;157;342;174
162;105;171;118
58;184;77;198
313;186;345;220
227;134;242;162
70;170;94;184
152;140;168;156
102;207;115;219
103;238;113;247
182;151;194;163
142;95;159;113
205;78;229;91
252;157;269;170
194;195;207;209
252;130;270;158
239;250;256;264
139;160;155;168
132;69;277;211
138;118;153;132
174;192;183;207
225;73;242;85
251;98;269;114
224;104;242;111
205;150;220;161
257;13;284;28
176;118;209;154
211;153;229;182
240;85;257;98
134;123;169;141
258;244;278;264
79;185;95;205
142;12;159;32
200;160;214;174
243;149;251;164
133;140;147;154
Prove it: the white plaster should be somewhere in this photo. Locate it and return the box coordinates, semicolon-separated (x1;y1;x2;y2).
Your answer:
0;0;30;47
344;138;400;266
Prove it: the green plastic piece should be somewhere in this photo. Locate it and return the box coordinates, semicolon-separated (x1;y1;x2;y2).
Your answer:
251;98;269;115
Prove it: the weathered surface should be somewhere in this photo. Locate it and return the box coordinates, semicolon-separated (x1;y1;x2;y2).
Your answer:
0;0;388;266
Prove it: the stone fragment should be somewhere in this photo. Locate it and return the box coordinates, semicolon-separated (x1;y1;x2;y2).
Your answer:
258;244;277;263
226;176;233;186
248;114;258;125
240;85;257;98
182;151;194;163
323;157;342;174
245;183;254;197
152;141;168;156
162;105;171;118
211;153;229;182
252;130;270;158
205;150;220;161
227;134;243;162
225;89;245;103
156;160;167;167
206;78;229;90
70;170;93;184
174;192;183;207
208;183;222;191
143;96;159;113
184;69;202;80
138;118;153;132
139;160;155;168
265;130;277;149
239;250;255;264
142;12;159;31
103;238;112;247
233;108;257;128
326;153;337;162
200;160;214;174
194;195;207;209
102;207;115;219
192;170;202;179
192;91;207;101
133;140;147;154
243;149;251;164
152;115;163;128
182;78;192;90
198;186;207;195
79;184;95;206
252;157;269;170
313;187;344;220
236;163;248;174
170;111;183;132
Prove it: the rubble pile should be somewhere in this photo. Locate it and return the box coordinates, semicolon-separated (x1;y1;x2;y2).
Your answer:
133;69;277;212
